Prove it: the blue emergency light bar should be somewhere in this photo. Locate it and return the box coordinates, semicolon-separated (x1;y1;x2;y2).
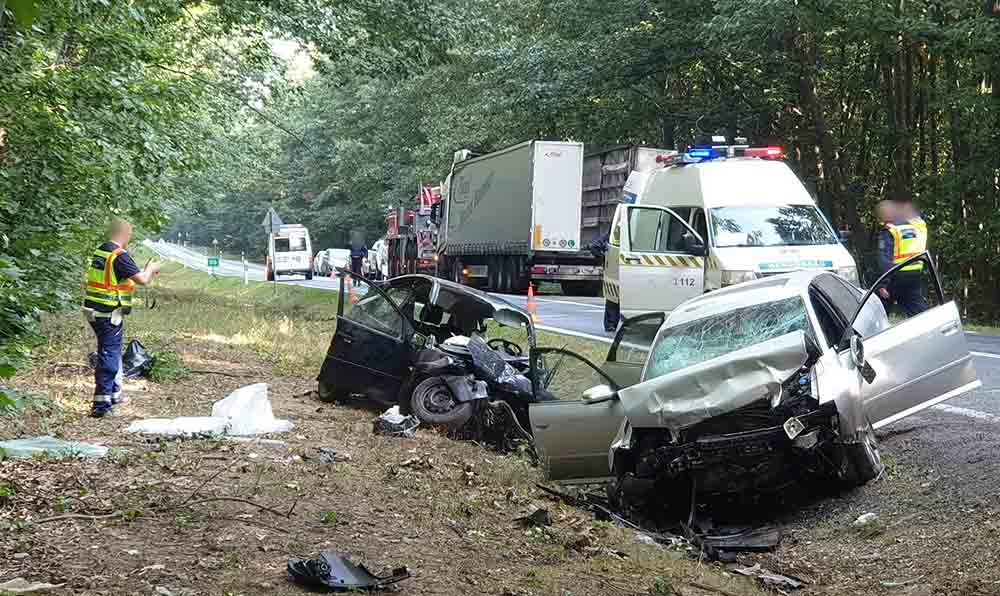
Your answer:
684;147;721;162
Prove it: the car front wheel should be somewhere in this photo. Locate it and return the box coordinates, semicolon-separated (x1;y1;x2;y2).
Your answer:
409;377;475;428
841;422;883;487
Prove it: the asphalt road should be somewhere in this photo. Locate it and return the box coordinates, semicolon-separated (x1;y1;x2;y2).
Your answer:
149;240;1000;424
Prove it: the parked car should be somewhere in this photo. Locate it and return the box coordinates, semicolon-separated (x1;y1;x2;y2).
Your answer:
324;249;351;276
527;253;980;513
313;250;329;275
315;273;539;423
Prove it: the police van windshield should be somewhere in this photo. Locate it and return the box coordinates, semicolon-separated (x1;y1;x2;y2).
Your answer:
709;205;838;248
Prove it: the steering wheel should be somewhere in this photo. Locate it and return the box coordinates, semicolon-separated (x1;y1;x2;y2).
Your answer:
487;338;523;357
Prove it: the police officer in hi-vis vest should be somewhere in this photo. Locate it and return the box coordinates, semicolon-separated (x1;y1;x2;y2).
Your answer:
82;219;160;417
875;200;928;317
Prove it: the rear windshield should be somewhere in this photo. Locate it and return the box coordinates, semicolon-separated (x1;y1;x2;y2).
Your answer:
645;296;808;380
710;205;837;248
274;235;307;252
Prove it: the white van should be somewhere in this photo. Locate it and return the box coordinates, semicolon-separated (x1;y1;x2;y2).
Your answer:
604;146;858;318
267;224;313;281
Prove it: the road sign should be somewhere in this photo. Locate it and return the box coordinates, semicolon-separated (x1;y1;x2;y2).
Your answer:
207;257;220;268
261;208;283;235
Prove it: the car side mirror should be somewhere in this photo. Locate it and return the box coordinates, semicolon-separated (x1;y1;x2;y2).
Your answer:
582;385;619;405
850;335;865;368
683;233;707;256
850;335;877;384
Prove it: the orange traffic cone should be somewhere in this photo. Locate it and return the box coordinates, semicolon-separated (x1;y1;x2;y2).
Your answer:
347;276;359;305
527;283;542;324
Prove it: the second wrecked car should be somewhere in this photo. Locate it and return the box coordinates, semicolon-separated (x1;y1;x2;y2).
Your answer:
316;272;541;429
528;254;980;513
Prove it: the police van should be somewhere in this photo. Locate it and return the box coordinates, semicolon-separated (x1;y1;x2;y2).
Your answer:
604;140;858;317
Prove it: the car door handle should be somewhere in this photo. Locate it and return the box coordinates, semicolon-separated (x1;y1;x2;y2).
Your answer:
623;256;642;264
535;423;550;430
938;321;960;336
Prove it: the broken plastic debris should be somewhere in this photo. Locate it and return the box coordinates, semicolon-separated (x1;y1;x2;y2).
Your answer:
287;551;410;592
126;384;293;437
729;564;806;590
304;447;351;464
853;512;879;526
0;578;65;593
373;406;419;438
514;508;553;527
0;436;108;459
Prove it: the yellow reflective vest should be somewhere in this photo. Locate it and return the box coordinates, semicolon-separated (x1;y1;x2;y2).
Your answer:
886;217;928;272
84;246;135;312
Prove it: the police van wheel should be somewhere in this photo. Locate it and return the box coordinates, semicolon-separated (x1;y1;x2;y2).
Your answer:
305;271;314;281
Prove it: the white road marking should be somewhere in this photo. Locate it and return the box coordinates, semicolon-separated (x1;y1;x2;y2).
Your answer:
534;297;605;309
972;351;1000;360
932;403;1000;422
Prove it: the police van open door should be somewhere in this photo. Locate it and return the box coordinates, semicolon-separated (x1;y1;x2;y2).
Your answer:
607;205;706;316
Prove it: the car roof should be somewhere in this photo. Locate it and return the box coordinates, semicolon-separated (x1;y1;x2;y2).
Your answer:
387;275;533;332
666;270;825;327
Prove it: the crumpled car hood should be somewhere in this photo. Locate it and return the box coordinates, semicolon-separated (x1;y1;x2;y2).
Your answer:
619;331;810;435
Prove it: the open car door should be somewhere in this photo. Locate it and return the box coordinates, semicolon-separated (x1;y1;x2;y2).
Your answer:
842;253;980;429
316;271;415;404
618;205;705;315
529;349;622;483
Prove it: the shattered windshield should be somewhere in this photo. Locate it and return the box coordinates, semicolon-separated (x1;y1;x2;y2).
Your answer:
710;205;837;247
645;296;809;380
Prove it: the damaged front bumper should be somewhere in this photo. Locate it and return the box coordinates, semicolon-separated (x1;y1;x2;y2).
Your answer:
621;402;841;500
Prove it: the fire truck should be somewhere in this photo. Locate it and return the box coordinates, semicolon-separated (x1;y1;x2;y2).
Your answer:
384;185;442;278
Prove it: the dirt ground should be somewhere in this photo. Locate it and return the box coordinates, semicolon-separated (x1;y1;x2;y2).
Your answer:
4;291;1000;595
0;314;766;596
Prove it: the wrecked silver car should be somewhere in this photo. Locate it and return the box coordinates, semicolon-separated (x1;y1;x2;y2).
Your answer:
528;254;980;513
316;272;541;434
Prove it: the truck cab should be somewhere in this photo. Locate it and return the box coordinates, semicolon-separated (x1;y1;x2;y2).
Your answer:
605;144;858;318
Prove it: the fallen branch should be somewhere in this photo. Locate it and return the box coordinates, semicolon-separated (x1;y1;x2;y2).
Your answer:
687;581;742;596
188;369;254;378
181;456;243;507
33;511;123;524
185;496;292;518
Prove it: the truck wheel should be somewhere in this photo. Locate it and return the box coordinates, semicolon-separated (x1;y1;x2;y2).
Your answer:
452;259;464;285
513;257;530;293
486;257;503;292
409;377;475;428
500;257;516;294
